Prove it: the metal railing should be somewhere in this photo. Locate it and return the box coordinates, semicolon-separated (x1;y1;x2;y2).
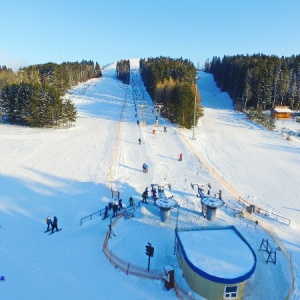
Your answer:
80;202;140;225
238;197;291;225
80;208;106;225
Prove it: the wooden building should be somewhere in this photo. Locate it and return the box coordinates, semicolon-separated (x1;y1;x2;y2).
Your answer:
270;106;293;119
175;226;256;300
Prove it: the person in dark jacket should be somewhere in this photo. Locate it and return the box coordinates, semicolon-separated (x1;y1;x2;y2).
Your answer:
104;205;109;218
218;190;222;200
138;138;141;145
129;196;134;206
52;216;58;233
142;191;147;203
112;201;118;217
118;199;123;210
152;188;157;200
145;187;149;198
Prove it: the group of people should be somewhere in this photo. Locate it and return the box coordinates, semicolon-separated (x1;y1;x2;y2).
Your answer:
107;199;124;218
104;197;136;219
46;215;59;233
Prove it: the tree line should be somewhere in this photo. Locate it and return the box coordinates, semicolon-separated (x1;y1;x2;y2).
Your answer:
0;60;102;127
207;54;300;111
139;56;202;129
116;60;130;84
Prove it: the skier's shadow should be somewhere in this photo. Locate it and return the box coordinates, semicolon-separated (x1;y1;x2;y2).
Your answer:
156;154;178;161
282;206;300;213
118;163;145;173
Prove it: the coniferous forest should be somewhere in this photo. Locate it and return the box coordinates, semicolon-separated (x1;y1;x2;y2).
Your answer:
0;60;102;127
4;53;300;129
207;54;300;111
139;56;202;129
116;60;130;85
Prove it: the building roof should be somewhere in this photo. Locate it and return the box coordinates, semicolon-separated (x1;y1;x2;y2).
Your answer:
271;106;293;113
176;226;256;284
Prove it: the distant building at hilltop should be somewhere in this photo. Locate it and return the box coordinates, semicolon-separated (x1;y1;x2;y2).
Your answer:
270;106;293;119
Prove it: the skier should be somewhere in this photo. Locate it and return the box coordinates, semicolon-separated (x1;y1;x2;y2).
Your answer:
178;153;183;161
118;198;123;210
152;187;157;200
46;215;52;231
218;190;222;200
142;163;148;173
145;187;149;198
142;191;148;203
164;126;167;133
138;138;141;145
112;200;118;217
103;205;109;219
129;196;134;206
158;185;164;193
52;216;58;233
198;186;203;197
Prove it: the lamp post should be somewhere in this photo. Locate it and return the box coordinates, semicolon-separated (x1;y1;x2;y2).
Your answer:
192;77;199;140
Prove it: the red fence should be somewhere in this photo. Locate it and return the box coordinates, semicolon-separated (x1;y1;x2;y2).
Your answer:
102;213;164;280
102;212;199;300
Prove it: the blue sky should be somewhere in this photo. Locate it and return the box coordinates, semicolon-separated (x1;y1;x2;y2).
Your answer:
1;0;299;70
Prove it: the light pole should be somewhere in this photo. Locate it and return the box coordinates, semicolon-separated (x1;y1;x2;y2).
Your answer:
192;77;199;140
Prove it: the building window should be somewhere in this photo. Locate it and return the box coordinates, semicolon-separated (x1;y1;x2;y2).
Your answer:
224;286;238;298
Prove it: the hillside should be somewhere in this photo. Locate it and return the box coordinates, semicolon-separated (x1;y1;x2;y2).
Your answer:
0;58;299;299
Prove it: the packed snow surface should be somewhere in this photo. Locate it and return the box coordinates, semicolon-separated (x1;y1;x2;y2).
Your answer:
0;58;299;299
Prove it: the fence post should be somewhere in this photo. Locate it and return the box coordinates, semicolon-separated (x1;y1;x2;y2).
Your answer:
127;262;130;275
110;250;112;262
